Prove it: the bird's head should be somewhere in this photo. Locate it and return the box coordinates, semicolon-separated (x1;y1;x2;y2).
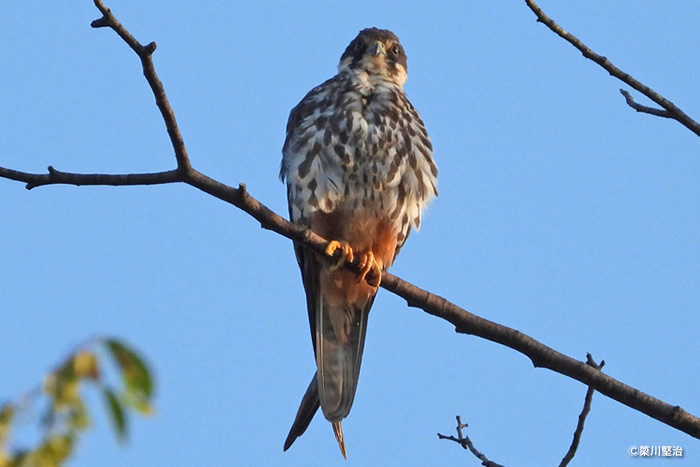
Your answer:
338;28;408;86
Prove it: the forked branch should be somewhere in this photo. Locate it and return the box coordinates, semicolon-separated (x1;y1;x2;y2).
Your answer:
438;416;505;467
525;0;700;136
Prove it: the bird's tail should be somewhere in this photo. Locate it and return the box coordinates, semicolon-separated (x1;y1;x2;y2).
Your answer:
283;376;347;459
283;373;320;452
315;267;376;452
315;297;371;421
284;254;377;456
332;421;347;459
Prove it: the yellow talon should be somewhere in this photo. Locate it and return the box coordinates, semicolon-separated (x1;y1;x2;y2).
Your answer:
325;240;354;271
357;251;382;287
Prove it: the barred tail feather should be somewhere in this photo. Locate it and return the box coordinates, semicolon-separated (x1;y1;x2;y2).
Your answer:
315;273;375;423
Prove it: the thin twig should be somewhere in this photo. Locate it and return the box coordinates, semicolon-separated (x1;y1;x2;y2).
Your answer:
92;0;193;172
0;1;699;441
559;354;605;467
524;0;700;137
437;416;505;467
619;90;672;119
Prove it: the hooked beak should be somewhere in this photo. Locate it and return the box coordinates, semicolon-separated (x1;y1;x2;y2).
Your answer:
366;40;386;57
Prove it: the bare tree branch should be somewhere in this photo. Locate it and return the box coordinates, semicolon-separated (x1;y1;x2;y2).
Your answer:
438;416;505;467
91;0;193;173
438;356;604;466
1;0;699;444
0;166;181;190
524;0;700;137
560;354;604;467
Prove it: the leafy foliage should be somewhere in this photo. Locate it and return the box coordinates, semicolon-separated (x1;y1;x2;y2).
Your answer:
0;337;154;467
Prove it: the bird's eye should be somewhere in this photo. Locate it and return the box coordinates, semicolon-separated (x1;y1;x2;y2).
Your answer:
390;43;401;56
354;39;365;52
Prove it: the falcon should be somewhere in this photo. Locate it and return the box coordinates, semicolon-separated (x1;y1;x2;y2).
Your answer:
280;27;438;458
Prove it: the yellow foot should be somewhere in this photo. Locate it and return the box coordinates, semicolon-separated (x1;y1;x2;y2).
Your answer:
325;240;354;271
357;251;382;288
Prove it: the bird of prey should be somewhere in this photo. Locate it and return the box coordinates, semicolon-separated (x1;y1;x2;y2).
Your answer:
280;27;438;458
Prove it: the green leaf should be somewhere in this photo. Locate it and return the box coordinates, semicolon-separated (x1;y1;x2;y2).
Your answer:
72;351;99;380
69;399;90;432
103;388;127;442
9;449;28;466
103;339;154;400
34;434;74;465
0;404;13;443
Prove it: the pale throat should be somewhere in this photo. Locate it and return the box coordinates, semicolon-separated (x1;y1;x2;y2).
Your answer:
338;57;407;90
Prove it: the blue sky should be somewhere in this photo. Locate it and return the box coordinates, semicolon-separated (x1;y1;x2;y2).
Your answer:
1;1;699;466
